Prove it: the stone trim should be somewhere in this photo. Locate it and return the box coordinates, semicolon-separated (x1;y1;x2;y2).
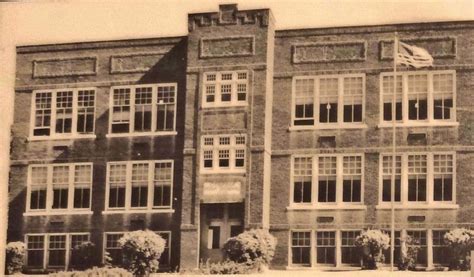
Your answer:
32;56;97;78
379;36;457;60
199;36;255;58
109;51;168;74
292;41;367;63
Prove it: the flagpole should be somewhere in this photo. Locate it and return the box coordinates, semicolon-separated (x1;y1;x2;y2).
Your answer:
390;33;398;272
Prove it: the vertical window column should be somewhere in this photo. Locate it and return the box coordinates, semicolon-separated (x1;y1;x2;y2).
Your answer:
293;157;313;204
291;231;311;266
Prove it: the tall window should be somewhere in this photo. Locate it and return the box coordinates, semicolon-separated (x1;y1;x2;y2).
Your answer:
291;154;363;206
381;155;402;202
316;231;336;266
382;230;401;266
291;231;311;266
341;231;361;265
26;233;89;270
109;84;177;134
293;157;312;203
203;71;248;107
407;230;427;266
407;155;427;202
292;74;365;127
106;160;173;211
379;153;455;206
157;232;171;267
27;163;92;213
380;71;455;125
201;135;246;173
432;230;450;265
104;233;123;266
69;234;90;269
31;89;95;138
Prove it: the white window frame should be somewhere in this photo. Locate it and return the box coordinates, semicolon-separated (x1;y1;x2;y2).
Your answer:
377;152;457;209
378;70;458;127
25;232;89;270
103;160;174;214
107;83;178;137
290;73;367;130
102;232;124;265
202;71;249;108
29;88;96;141
200;134;247;174
25;163;93;216
156;231;172;267
288;154;365;210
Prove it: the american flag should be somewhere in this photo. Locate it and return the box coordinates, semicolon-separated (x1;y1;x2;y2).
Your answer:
396;41;433;68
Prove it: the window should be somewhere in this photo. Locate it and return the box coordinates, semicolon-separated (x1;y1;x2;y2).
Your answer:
316;231;336;265
27;163;92;214
379;153;456;206
292;74;365;127
157;232;171;267
381;155;402;202
407;230;427;266
203;71;248;107
31;89;95;138
109;84;177;135
69;234;89;269
208;226;221;249
201;135;246;173
380;71;456;125
382;230;401;265
341;231;361;265
293;157;312;203
106;160;173;211
291;154;364;207
291;231;311;266
105;233;123;265
26;235;45;267
432;230;450;265
26;233;89;270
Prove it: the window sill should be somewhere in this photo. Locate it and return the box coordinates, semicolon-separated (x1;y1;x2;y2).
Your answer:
201;103;248;109
28;134;96;142
377;121;459;128
106;131;177;138
23;210;93;216
289;123;368;131
376;203;459;210
286;204;367;211
102;209;174;214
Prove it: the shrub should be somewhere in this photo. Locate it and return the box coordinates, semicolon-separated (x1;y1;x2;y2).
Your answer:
223;228;277;270
355;229;390;269
70;241;98;270
49;266;132;277
444;228;474;271
397;235;420;271
118;230;166;275
199;259;255;275
5;241;26;275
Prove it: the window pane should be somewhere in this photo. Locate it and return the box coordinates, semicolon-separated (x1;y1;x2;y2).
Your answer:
157;85;176;131
52;166;69;209
382;75;403;121
74;164;92;209
319;78;338;123
77;90;95;133
109;164;126;208
112;88;131;133
131;163;149;208
105;234;123;266
34;92;52;136
293;157;312;203
27;235;44;267
341;231;361;265
316;231;336;265
433;73;454;120
291;232;311;265
134;87;152;132
154;162;172;207
30;166;48;210
209;226;220;249
343;77;363;123
407;74;428;120
48;235;66;267
294;79;314;126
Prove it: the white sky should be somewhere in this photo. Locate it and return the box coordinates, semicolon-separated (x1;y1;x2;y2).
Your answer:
0;0;472;269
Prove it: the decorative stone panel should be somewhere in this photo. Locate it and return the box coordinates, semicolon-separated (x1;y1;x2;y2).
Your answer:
199;36;255;58
110;52;166;74
32;56;97;78
379;36;457;60
292;41;367;63
201;110;247;130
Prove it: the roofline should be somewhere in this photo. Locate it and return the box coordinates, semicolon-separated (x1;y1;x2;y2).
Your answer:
16;35;187;54
276;20;474;36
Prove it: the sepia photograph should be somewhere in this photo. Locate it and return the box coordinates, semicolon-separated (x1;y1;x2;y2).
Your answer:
0;0;473;276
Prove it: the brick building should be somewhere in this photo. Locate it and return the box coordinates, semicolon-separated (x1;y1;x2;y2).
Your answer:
7;4;474;273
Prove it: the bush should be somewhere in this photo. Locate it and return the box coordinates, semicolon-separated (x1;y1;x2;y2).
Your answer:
355;229;390;269
70;241;98;270
199;259;255;275
223;228;277;270
397;235;420;271
49;266;132;277
5;241;26;275
118;230;166;275
444;228;474;271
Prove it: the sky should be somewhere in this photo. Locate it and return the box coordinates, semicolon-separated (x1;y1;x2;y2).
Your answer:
0;0;472;271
